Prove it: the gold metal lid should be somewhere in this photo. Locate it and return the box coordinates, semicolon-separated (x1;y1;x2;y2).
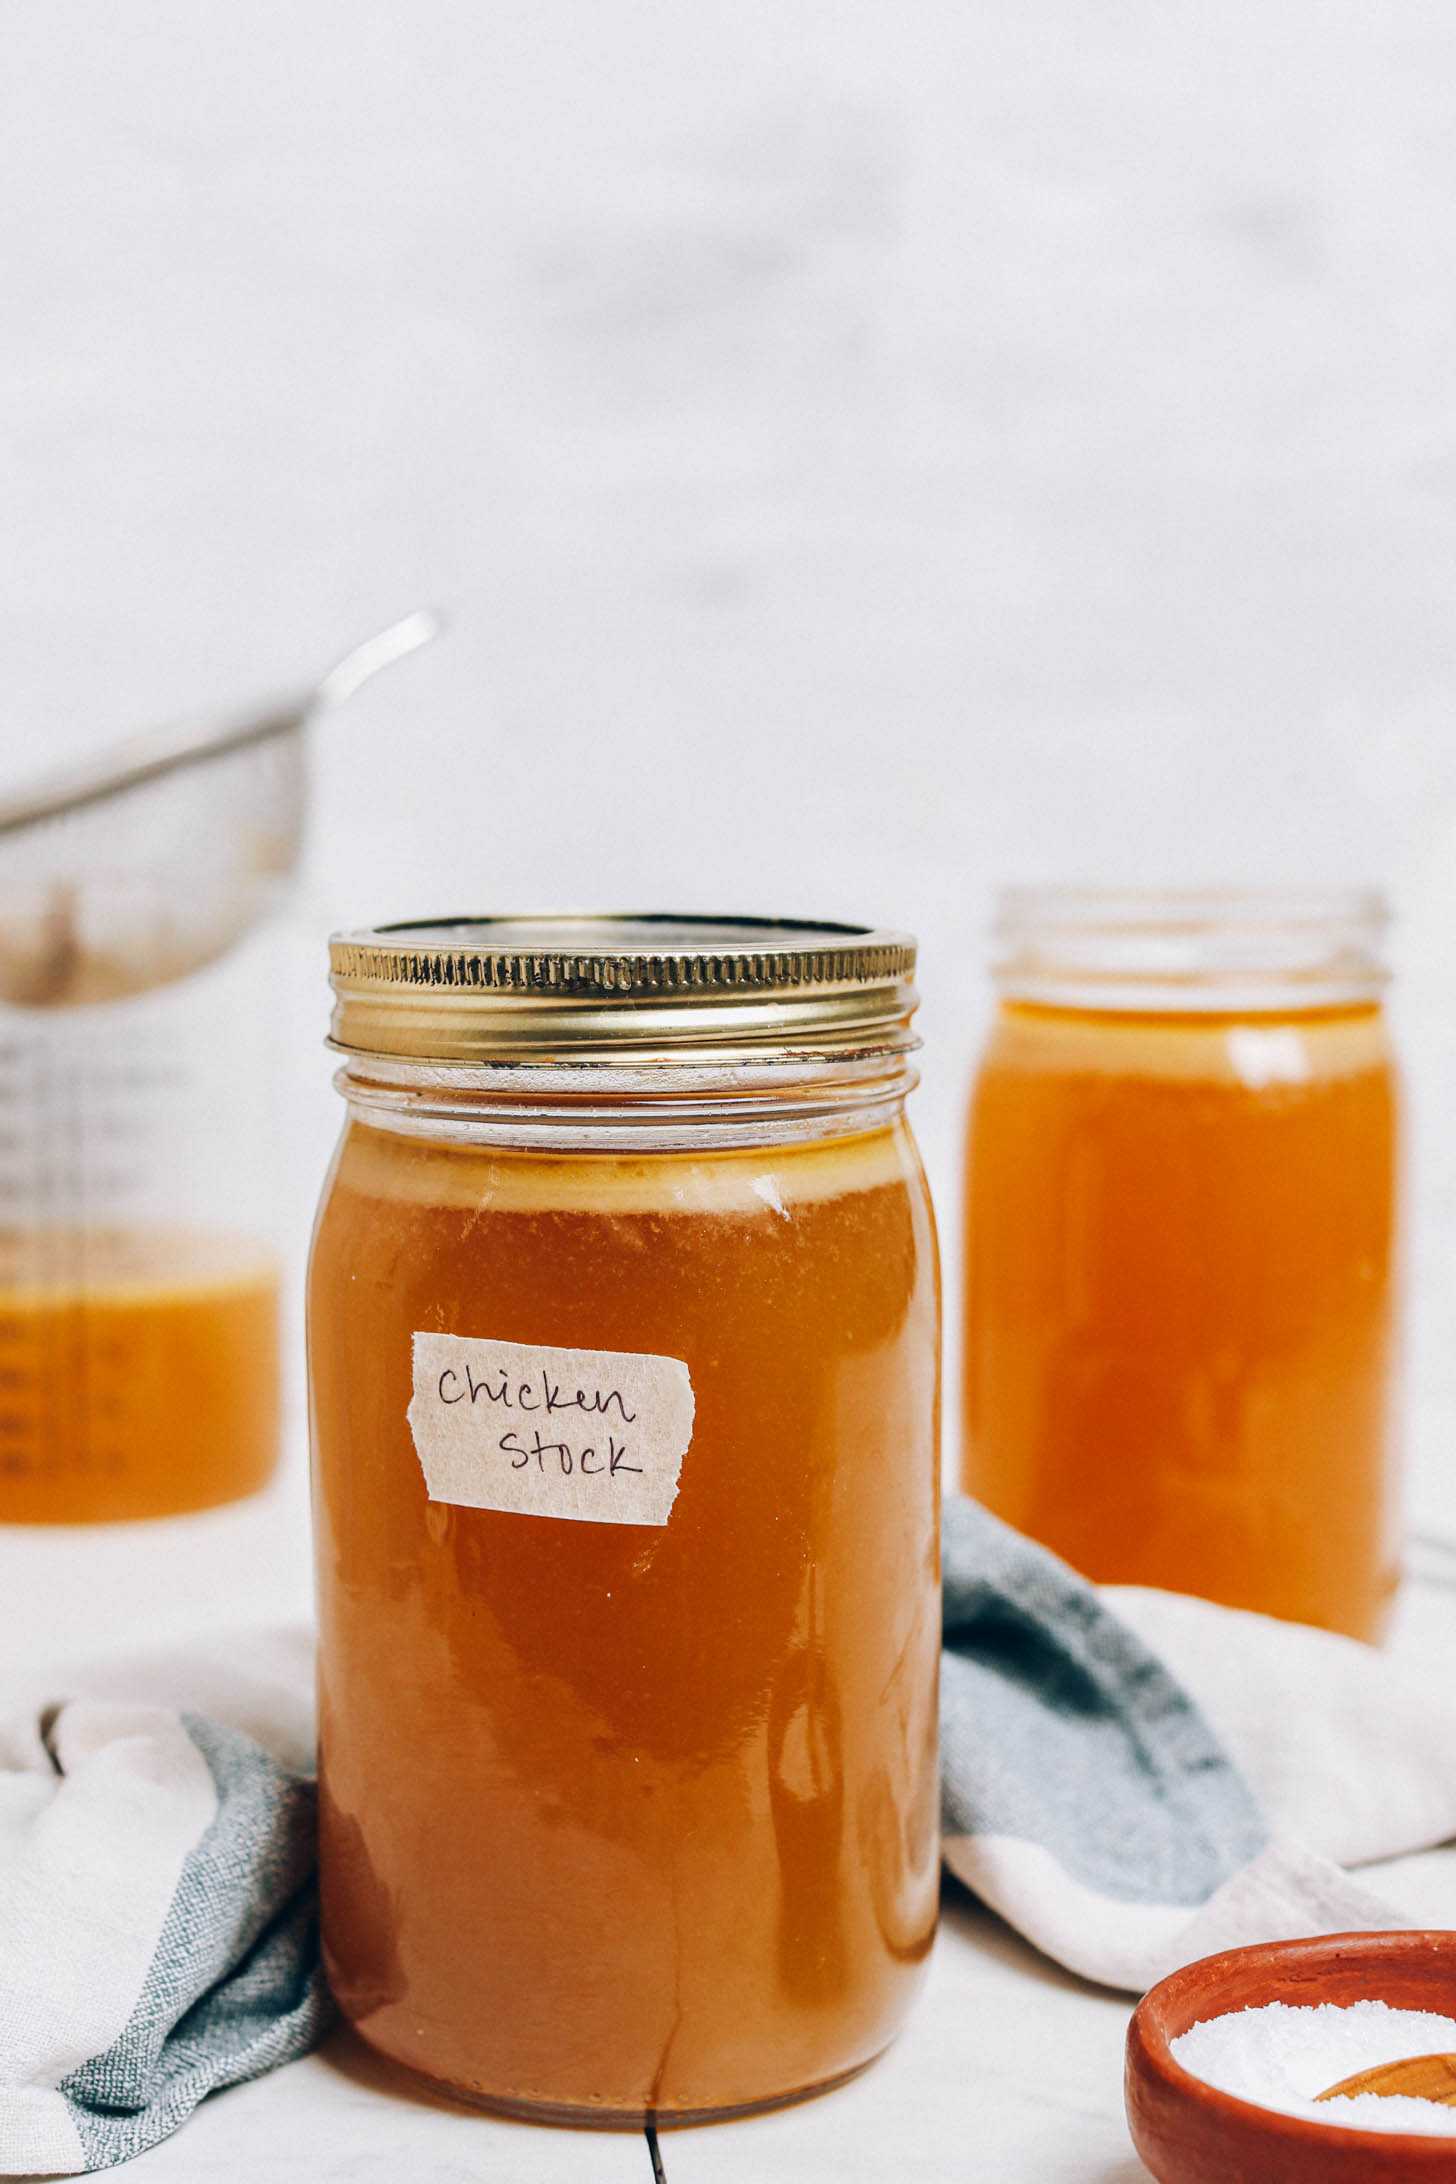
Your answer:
328;915;919;1064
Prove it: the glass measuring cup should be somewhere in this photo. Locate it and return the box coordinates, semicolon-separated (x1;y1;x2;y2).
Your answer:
0;613;436;1522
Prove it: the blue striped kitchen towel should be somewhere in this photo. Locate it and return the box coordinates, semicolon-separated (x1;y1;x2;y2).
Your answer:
940;1494;1456;1992
0;1634;330;2177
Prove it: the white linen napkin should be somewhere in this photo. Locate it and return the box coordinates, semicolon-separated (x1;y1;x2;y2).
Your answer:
941;1494;1456;1993
0;1631;326;2176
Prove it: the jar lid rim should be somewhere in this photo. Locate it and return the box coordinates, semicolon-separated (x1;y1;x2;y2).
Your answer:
327;913;919;1063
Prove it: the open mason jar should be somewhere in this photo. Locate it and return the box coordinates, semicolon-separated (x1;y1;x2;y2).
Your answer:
308;915;941;2125
961;887;1401;1641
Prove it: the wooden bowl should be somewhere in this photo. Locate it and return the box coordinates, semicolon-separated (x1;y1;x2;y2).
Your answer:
1126;1931;1456;2181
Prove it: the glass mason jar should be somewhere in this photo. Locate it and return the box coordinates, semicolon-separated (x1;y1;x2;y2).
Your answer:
961;888;1401;1641
308;915;941;2126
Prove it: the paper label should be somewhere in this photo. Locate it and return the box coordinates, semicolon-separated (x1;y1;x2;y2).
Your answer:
408;1332;694;1527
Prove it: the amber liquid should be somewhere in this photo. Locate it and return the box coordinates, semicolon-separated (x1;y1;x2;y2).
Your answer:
962;1002;1400;1639
308;1116;940;2124
0;1229;281;1523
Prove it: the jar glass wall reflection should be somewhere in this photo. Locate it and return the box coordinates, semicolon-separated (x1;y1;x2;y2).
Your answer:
961;889;1400;1641
308;917;941;2126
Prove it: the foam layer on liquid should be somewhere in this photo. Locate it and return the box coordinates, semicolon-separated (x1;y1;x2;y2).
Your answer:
332;1113;916;1217
990;1000;1390;1084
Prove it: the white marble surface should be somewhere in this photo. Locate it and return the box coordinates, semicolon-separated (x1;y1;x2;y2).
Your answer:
0;1455;316;1675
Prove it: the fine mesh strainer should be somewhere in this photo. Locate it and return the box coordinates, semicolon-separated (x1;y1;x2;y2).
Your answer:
0;609;438;1006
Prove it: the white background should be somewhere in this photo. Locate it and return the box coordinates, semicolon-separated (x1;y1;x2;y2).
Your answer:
4;2;1456;1532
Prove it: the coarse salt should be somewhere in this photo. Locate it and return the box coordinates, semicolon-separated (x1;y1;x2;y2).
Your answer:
1171;2000;1456;2135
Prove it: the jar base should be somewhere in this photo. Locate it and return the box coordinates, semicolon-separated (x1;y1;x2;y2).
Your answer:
0;1470;280;1526
349;2024;890;2132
